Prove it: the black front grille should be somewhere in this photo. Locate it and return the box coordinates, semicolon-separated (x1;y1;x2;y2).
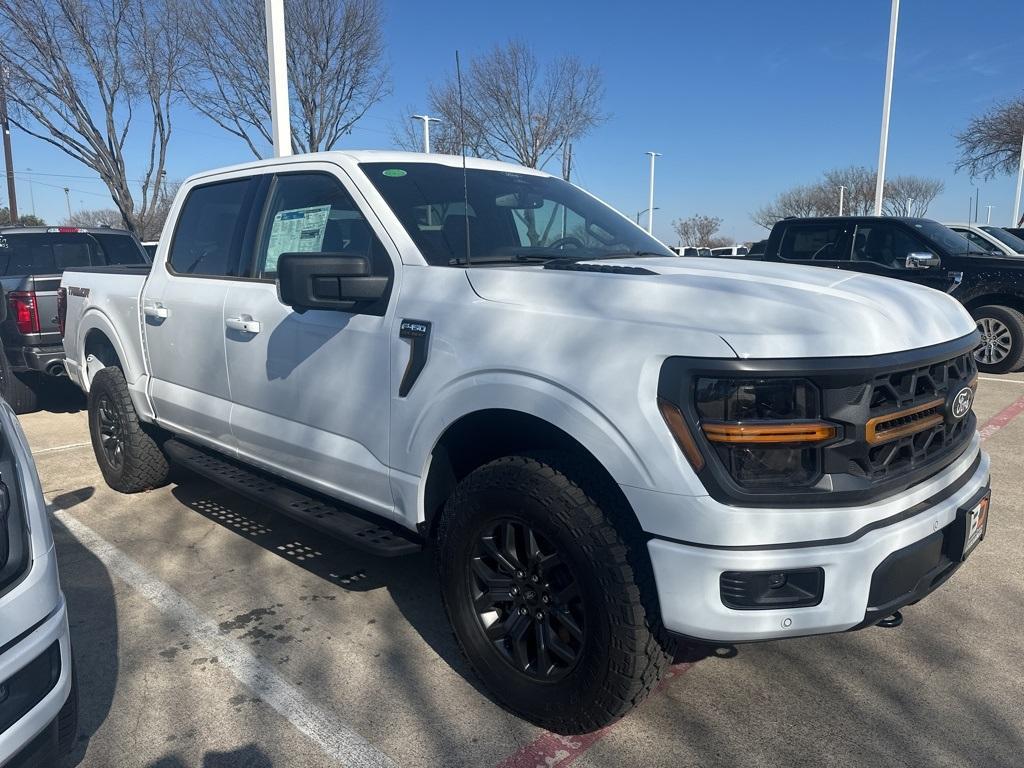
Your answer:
823;352;974;483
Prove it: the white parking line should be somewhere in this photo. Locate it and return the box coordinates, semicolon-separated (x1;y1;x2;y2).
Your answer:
32;441;92;455
979;377;1024;385
52;509;396;768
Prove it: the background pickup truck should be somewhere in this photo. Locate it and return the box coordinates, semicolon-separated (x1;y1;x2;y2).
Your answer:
60;152;990;733
0;226;149;413
750;216;1024;374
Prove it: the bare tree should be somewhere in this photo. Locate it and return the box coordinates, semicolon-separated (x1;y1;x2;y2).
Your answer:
0;0;186;235
183;0;388;157
955;96;1024;179
427;40;605;170
752;185;830;229
882;176;944;217
391;108;469;156
823;166;876;215
672;214;723;246
63;208;124;228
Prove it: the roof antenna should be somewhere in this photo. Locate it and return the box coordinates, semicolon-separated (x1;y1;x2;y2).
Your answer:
456;50;471;267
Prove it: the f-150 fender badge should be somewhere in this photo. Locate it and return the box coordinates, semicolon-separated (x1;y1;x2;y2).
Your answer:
398;319;431;397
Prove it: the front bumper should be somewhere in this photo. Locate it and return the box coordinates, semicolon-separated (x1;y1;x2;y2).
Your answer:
645;447;990;643
0;594;72;767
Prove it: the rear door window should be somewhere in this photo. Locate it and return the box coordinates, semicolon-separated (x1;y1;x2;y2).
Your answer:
168;178;255;277
778;223;850;261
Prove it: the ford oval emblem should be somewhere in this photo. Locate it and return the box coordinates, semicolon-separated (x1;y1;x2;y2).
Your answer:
950;386;974;420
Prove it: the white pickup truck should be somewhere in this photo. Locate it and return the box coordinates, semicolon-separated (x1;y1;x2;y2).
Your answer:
59;151;991;732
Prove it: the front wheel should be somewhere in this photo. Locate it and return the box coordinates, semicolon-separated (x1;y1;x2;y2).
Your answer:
88;366;170;492
436;454;674;733
972;305;1024;374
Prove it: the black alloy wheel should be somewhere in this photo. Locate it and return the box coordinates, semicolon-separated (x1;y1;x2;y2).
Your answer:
468;518;585;681
94;392;126;471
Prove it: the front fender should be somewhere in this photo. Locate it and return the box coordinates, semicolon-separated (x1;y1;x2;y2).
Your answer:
399;368;656;495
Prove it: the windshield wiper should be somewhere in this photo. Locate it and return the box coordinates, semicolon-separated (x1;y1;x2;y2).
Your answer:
590;250;667;260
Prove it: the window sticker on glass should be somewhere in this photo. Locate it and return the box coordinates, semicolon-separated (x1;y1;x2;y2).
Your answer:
382;168;407;178
264;205;331;272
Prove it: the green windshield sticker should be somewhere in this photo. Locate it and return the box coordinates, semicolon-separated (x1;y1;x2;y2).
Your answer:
382;168;407;178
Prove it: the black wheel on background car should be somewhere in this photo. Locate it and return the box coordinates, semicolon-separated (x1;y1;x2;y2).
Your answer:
436;454;674;734
971;305;1024;374
0;348;41;414
88;365;170;492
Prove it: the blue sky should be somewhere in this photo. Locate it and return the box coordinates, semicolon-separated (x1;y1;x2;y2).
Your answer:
6;0;1024;242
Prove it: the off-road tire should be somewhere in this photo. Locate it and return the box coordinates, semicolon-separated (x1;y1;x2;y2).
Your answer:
88;365;170;492
0;350;40;414
436;453;675;734
972;305;1024;374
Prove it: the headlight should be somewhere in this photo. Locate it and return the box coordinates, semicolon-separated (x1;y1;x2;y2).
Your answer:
692;377;837;488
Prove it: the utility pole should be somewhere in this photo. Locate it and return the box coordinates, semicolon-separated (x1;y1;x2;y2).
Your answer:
645;151;661;235
265;0;291;158
0;64;18;222
838;185;846;216
1013;130;1024;227
974;187;980;224
873;0;899;215
411;114;440;154
562;142;573;182
63;187;71;221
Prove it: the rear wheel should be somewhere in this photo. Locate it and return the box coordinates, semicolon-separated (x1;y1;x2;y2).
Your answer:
88;366;170;492
0;350;40;414
972;305;1024;374
436;454;674;733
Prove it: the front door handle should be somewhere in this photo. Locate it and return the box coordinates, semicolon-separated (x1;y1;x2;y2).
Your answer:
225;315;262;334
143;302;169;319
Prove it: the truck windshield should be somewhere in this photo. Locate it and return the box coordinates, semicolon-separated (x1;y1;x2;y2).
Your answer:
907;220;987;255
980;226;1024;254
0;232;149;276
361;162;673;266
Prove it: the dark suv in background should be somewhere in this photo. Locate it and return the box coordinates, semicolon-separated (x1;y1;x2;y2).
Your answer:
752;217;1024;374
0;227;149;413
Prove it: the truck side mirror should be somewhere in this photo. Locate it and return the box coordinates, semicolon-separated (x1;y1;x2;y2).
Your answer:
277;252;389;312
905;252;941;270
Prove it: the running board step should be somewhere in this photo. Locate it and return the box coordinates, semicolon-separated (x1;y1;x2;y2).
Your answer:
164;439;421;557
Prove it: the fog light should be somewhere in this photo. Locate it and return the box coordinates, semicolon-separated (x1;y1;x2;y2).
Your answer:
720;568;824;610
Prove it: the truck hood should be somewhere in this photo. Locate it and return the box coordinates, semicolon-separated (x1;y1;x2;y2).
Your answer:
466;257;977;359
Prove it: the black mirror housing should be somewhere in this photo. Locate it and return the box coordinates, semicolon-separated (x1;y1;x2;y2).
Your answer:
277;252;389;312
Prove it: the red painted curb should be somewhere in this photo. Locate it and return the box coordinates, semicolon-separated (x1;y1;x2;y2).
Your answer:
979;395;1024;442
494;663;693;768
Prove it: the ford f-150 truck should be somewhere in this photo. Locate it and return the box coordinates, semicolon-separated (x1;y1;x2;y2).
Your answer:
59;152;991;733
750;216;1024;374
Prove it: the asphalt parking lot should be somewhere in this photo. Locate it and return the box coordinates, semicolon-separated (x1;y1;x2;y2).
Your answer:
19;372;1024;768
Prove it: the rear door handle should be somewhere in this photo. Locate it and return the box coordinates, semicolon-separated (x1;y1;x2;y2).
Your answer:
225;315;261;334
143;302;168;319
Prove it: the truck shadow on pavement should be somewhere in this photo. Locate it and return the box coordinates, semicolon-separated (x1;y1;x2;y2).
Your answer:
48;500;119;767
146;743;273;768
168;477;739;719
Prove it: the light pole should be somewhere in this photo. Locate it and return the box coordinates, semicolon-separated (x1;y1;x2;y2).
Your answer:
873;0;900;215
1013;130;1024;227
411;115;440;154
63;187;72;221
906;197;913;216
635;207;659;224
265;0;291;158
985;204;993;225
645;151;661;235
838;185;846;216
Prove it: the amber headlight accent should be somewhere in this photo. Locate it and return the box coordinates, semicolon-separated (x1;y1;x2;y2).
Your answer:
657;398;705;471
693;377;836;488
